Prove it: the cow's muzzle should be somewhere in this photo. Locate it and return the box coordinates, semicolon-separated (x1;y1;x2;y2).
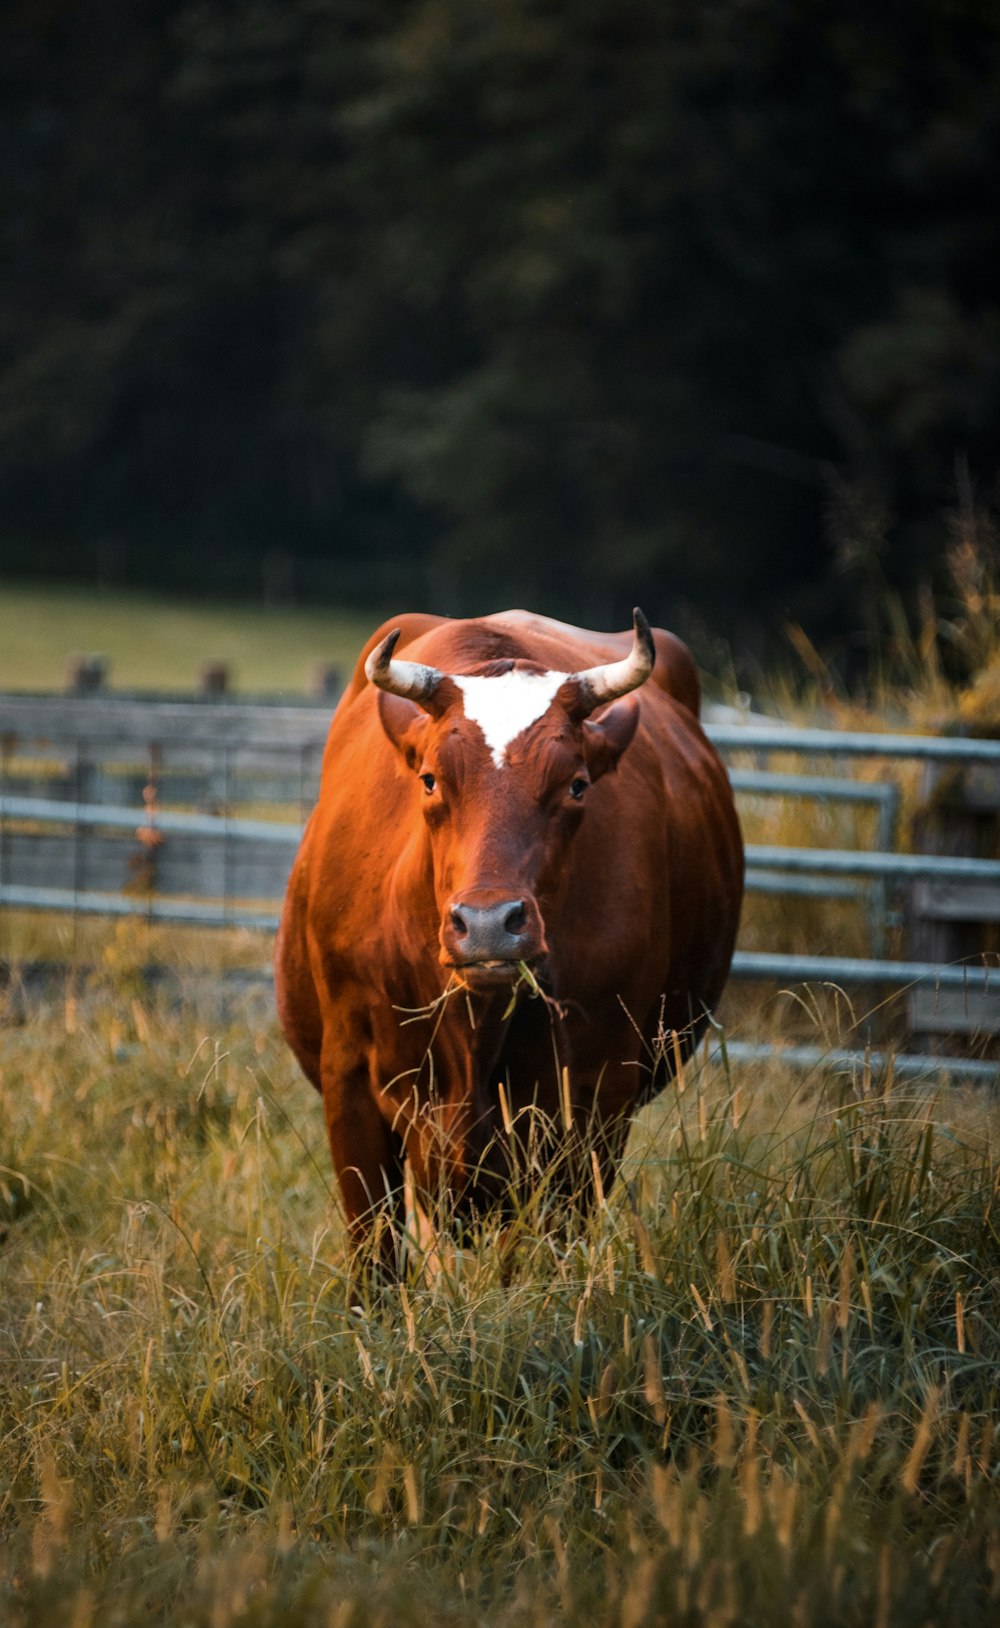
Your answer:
441;891;545;984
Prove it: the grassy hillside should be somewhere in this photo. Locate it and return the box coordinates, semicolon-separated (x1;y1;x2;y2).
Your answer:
0;583;376;694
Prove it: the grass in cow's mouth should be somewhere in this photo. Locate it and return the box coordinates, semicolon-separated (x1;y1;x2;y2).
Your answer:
393;958;567;1019
394;972;470;1026
502;958;570;1021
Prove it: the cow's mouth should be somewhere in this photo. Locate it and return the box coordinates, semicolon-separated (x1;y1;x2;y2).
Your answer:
447;957;544;992
450;958;521;990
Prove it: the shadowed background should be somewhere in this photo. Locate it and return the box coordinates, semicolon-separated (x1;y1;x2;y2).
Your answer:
2;0;999;664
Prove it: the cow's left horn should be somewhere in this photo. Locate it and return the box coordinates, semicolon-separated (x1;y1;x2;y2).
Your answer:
562;607;655;717
365;629;444;705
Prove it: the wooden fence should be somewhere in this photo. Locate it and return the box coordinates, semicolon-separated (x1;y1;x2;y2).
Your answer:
3;690;1000;1071
0;693;320;899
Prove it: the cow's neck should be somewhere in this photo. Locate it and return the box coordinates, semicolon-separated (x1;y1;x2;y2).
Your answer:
433;983;565;1119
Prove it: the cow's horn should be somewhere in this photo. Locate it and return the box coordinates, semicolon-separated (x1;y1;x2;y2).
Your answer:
563;608;655;716
365;629;444;704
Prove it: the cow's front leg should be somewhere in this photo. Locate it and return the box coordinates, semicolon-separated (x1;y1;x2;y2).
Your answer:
320;1043;405;1288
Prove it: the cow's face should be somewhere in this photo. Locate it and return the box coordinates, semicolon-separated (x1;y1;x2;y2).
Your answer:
368;612;654;993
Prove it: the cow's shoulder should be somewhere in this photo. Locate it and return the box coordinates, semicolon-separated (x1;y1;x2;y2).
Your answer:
646;630;700;716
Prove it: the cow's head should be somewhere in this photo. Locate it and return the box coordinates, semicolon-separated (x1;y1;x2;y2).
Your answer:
366;610;655;993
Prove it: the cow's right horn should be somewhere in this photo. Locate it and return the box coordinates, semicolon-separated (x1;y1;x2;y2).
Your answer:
365;629;444;705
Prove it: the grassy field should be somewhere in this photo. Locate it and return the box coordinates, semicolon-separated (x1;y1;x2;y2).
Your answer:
2;570;1000;1624
0;583;376;694
0;957;997;1628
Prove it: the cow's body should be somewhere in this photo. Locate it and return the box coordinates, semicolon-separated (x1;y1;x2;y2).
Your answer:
275;609;743;1258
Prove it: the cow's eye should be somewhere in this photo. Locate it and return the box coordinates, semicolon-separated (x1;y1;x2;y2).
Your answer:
569;777;588;801
420;772;436;794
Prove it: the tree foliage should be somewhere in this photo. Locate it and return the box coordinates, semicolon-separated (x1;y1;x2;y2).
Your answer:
1;0;998;638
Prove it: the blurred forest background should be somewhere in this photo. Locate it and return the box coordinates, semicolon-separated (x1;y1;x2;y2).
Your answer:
2;0;999;659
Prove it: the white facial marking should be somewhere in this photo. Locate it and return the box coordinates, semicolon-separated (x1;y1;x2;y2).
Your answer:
454;670;565;768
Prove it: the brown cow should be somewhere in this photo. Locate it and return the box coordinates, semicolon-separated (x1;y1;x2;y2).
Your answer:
275;608;743;1268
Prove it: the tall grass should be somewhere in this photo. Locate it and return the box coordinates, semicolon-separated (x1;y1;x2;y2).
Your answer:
1;967;997;1626
768;472;1000;731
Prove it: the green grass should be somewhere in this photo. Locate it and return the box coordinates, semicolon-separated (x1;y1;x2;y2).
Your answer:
1;957;997;1628
0;582;376;694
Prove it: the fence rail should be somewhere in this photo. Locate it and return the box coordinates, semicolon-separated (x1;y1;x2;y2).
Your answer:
706;723;1000;760
730;950;999;988
7;795;1000;883
710;1039;1000;1084
0;794;300;843
0;884;278;931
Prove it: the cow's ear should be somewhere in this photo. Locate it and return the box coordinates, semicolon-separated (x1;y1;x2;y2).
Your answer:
377;691;431;768
581;696;640;781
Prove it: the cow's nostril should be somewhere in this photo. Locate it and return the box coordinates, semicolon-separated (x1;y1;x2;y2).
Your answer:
504;901;526;935
450;907;468;937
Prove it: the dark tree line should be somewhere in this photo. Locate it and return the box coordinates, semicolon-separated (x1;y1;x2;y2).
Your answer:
2;0;999;645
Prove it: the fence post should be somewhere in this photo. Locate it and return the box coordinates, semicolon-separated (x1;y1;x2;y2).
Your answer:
309;662;341;701
908;756;1000;1041
198;661;230;698
65;655;107;695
